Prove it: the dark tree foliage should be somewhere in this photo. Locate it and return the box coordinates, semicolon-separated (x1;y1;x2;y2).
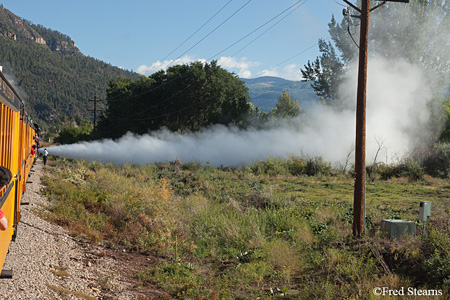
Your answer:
96;61;252;139
301;38;345;101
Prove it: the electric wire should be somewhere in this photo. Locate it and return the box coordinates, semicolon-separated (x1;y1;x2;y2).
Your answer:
160;0;233;62
345;12;360;48
229;0;308;58
104;82;219;122
119;81;196;119
103;1;337;119
166;0;253;68
106;36;332;114
208;0;306;61
105;41;323;121
348;25;360;48
106;75;182;102
107;1;245;103
331;0;348;8
108;0;307;103
262;37;331;74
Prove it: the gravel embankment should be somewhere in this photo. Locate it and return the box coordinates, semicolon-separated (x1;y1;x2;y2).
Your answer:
0;160;142;299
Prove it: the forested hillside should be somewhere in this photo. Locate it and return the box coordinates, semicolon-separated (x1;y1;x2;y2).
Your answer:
0;5;140;131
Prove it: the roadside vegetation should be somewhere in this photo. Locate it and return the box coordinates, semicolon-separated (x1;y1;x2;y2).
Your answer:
40;149;450;299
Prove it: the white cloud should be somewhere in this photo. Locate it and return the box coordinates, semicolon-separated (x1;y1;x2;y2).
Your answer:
257;64;303;81
216;56;260;78
282;64;303;81
137;55;304;81
136;55;206;76
136;55;259;78
257;68;279;78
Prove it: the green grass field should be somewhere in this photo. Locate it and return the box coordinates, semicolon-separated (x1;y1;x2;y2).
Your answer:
40;156;450;299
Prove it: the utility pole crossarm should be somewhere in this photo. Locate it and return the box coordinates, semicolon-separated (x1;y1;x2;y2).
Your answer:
377;0;409;2
343;0;361;13
370;1;386;12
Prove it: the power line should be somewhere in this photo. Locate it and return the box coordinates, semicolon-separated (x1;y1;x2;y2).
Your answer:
272;42;321;69
229;0;309;58
104;1;325;110
109;0;313;105
106;75;182;102
208;0;307;61
120;81;196;119
105;82;217;122
331;0;348;8
108;39;328;106
258;37;331;75
167;0;253;68
160;0;233;62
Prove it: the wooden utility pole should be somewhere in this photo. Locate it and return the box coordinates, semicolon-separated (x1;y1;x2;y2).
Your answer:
353;0;370;237
88;95;98;129
343;0;409;236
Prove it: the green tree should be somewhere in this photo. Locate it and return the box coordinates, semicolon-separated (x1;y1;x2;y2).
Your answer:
301;0;450;101
96;61;252;138
54;123;93;144
301;37;345;101
439;98;450;142
269;90;302;118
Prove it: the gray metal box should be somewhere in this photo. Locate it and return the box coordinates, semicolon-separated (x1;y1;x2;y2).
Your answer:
380;219;416;239
419;201;431;221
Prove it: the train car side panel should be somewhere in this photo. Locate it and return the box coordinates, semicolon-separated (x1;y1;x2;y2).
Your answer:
0;71;35;274
0;102;19;272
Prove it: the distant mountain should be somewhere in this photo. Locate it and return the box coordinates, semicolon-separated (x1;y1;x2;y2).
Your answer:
242;76;318;112
0;5;139;131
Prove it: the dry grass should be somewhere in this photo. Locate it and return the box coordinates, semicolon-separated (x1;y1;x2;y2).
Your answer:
46;284;97;300
265;239;305;274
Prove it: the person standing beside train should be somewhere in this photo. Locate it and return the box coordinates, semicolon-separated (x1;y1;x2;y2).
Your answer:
0;166;12;231
43;148;48;166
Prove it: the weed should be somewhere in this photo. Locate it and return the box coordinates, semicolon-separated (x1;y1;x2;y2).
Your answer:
49;265;71;277
97;272;117;290
46;284;97;300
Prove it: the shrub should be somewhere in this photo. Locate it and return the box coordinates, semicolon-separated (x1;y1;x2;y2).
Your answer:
423;251;450;292
250;157;288;176
423;143;450;178
376;158;424;181
402;158;425;181
286;155;307;175
377;163;404;180
305;156;331;176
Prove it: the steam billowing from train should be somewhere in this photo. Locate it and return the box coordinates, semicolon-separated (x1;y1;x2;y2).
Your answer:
45;4;449;167
44;57;433;166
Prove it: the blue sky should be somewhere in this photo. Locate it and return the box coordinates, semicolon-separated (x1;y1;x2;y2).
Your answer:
0;0;344;80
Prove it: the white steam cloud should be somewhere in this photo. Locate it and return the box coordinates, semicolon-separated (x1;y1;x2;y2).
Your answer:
46;55;434;166
47;4;448;167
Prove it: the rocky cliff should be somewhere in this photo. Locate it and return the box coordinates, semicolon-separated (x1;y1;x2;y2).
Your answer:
0;5;79;54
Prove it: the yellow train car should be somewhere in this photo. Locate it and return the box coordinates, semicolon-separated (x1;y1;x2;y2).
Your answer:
0;71;36;277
